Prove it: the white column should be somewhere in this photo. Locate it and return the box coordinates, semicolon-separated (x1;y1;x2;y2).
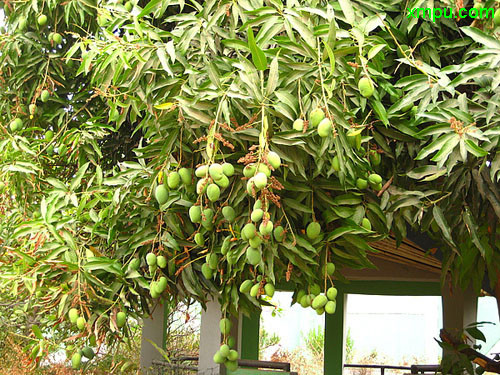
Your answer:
140;304;167;373
442;283;478;339
199;299;223;374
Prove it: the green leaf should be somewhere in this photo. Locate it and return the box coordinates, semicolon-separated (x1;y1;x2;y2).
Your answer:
432;206;456;249
464;139;488;157
338;0;355;25
247;27;267;71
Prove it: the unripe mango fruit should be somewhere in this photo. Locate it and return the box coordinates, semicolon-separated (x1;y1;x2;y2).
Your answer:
264;283;275;297
195;165;208;177
273;226;285;242
312;294;328;309
220;344;230;357
82;346;95;359
251;209;264;222
209;163;223;180
10;118;23;132
309;108;325;128
155;185;168;205
259;221;273;236
52;33;63;44
369;150;381;166
215;174;230;188
267;151;281;169
157;256;167;269
71;352;82;369
201;263;213;279
226;360;238;371
178;168;192;185
306;222;321;240
310;284;321;296
358;77;375;98
317;118;332;138
37;14;48;26
239;280;253;294
258;163;271;177
325;300;337;314
254;172;268;189
116;312;127;328
246;247;261;265
368;173;382;185
76;317;86;331
167;172;181;189
227;349;238;361
189;205;202;223
194;233;204;246
68;308;79;324
249;236;262;249
250;283;260;297
242;223;256;239
222;163;234;177
293;118;304;131
207;184;221;201
356;178;368;189
243;164;256;178
213;350;225;364
146;253;157;266
219;318;232;334
41;89;50;102
327;287;338;301
325;262;335;276
222;206;236;221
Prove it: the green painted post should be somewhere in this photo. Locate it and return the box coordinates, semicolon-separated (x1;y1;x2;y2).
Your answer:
240;312;260;360
324;289;345;375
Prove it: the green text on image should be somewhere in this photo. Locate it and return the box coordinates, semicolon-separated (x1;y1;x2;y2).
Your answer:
407;7;494;22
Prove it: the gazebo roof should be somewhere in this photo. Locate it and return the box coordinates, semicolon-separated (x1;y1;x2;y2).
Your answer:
371;236;441;274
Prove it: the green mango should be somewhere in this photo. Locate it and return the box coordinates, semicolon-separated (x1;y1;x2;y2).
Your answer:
267;151;281;169
189;205;202;223
219;318;232;334
167;172;181;189
222;163;235;177
71;352;82;369
312;294;328;309
327;287;338;301
202;263;214;279
358;77;375;98
239;280;253;293
251;209;264;222
264;283;275;297
116;311;127;328
309;108;325;128
246;247;261;265
222;206;236;221
306;222;321;240
325;300;337;314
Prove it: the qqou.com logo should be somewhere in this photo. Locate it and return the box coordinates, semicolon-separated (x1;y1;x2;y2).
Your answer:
407;7;495;21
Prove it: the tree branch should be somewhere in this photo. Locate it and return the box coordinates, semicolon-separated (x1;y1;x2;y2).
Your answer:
440;329;500;373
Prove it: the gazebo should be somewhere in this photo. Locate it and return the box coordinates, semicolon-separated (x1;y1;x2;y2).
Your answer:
139;233;480;375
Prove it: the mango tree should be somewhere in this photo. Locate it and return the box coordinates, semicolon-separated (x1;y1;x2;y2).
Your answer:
1;0;500;372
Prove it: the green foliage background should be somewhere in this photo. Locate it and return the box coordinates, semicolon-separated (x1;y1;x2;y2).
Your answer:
1;0;500;368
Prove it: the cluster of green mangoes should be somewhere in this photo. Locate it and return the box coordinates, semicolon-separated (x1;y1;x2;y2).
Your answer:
239;277;275;299
66;309;126;369
295;263;338;315
194;162;235;201
213;318;239;370
144;252;175;298
154;167;193;206
292;107;332;138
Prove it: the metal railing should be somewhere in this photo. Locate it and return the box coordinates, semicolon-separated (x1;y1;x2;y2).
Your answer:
344;364;440;375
